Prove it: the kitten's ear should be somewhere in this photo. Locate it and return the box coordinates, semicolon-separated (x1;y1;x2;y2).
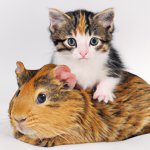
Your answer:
93;8;114;29
49;8;71;32
54;65;77;89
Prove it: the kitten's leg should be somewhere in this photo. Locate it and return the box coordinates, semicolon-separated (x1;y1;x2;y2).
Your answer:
93;77;120;103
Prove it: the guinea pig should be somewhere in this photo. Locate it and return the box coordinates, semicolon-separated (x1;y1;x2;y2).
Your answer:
9;61;150;147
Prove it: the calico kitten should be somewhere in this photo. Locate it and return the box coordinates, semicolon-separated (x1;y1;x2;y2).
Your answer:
49;8;124;103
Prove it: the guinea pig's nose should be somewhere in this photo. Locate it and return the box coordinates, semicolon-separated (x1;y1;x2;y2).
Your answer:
14;117;27;124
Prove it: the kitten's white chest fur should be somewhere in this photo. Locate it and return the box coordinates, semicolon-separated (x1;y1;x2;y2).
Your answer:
52;52;109;89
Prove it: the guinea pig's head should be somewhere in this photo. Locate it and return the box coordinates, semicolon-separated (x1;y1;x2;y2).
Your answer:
9;62;85;139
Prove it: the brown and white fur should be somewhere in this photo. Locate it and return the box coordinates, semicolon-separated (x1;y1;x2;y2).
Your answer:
49;8;124;103
9;62;150;147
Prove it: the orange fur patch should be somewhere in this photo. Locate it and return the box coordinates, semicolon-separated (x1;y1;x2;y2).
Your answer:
77;12;86;35
9;63;150;147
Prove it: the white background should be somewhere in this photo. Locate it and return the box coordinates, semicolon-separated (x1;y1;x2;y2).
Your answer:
0;0;150;150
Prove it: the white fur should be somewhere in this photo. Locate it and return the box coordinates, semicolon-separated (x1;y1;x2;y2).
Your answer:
52;33;119;102
52;51;109;89
16;124;35;136
71;33;102;59
52;33;109;89
93;77;120;103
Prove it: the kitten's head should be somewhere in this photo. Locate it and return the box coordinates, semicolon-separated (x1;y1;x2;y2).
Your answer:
49;8;114;60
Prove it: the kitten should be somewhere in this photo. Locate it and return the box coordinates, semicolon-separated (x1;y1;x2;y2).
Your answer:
49;8;124;103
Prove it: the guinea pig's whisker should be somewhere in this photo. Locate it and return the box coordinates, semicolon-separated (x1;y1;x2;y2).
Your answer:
53;127;82;143
34;131;43;142
64;128;83;141
51;128;67;136
27;114;39;121
27;120;39;127
34;125;70;143
26;116;80;143
50;128;70;143
26;115;40;127
64;130;79;141
33;127;46;137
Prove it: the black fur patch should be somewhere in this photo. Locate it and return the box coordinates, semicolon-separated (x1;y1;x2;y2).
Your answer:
34;75;51;89
107;44;124;78
17;70;38;87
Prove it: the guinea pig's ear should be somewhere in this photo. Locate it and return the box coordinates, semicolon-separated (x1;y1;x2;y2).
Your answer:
54;65;77;89
49;8;71;32
15;61;25;75
15;61;38;87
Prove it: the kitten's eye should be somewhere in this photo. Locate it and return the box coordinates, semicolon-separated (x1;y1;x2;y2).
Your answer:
37;93;46;104
90;37;100;46
67;38;76;46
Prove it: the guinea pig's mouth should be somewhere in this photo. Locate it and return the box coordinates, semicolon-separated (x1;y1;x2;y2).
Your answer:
16;124;35;136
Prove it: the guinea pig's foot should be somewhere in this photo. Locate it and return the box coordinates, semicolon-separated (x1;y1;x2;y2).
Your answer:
15;132;40;145
93;84;116;103
39;139;55;147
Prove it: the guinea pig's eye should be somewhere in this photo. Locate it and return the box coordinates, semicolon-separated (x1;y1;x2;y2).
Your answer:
90;37;100;46
37;93;46;104
67;38;77;47
15;90;20;97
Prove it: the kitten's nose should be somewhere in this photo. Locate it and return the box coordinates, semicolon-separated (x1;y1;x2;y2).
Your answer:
79;51;88;57
14;116;27;124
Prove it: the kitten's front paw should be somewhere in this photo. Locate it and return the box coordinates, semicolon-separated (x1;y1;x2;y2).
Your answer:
93;87;115;103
